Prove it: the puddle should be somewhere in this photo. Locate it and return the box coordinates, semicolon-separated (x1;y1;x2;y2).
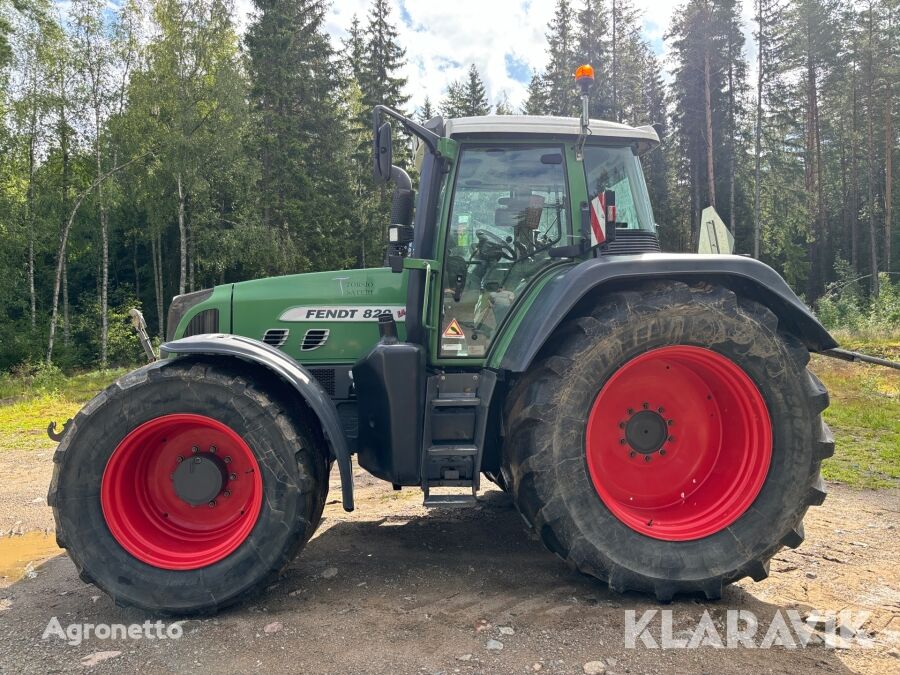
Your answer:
0;532;61;583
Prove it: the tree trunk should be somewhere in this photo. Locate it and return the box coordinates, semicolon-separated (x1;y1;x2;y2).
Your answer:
133;238;140;300
804;23;824;299
95;111;109;368
866;7;879;296
177;172;187;296
62;258;69;346
851;56;860;274
151;234;164;338
611;0;618;122
753;0;764;258
885;75;893;274
727;34;736;233
26;93;38;329
703;47;716;209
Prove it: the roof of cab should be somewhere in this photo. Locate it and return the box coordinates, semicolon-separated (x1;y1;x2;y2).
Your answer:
443;115;660;154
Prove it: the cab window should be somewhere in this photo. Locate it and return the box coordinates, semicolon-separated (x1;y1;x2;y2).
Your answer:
439;145;569;358
583;145;656;231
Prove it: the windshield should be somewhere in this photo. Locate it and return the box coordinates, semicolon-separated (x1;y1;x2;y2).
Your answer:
583;146;656;232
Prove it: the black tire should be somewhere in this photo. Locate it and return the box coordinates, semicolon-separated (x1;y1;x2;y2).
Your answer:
48;358;328;615
502;281;833;601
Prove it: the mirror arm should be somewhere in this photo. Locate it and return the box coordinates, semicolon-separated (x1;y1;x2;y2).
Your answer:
373;105;441;157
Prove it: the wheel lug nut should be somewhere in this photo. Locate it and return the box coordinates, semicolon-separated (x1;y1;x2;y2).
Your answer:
191;446;199;454
209;445;217;454
176;456;183;463
223;490;231;497
224;456;232;464
667;419;674;426
629;451;636;458
618;422;625;429
642;402;649;409
619;438;627;445
229;473;237;480
627;408;634;415
644;455;652;462
659;449;666;456
657;407;664;413
668;436;675;442
208;500;216;508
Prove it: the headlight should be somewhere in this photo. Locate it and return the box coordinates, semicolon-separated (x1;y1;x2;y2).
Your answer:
166;289;214;340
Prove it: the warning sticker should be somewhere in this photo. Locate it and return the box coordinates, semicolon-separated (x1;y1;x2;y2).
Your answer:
442;318;465;338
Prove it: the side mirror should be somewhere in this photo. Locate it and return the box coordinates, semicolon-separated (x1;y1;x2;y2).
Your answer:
374;121;393;183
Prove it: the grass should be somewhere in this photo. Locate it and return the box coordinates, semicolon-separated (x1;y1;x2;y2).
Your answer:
0;339;897;489
0;367;128;452
811;350;900;490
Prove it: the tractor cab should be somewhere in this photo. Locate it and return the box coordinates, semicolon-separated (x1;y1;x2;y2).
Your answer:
356;102;666;505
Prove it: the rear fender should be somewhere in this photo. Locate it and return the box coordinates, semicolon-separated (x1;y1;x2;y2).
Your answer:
161;334;354;511
497;253;837;373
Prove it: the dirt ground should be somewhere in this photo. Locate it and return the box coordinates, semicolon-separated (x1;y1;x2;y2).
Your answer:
0;451;898;674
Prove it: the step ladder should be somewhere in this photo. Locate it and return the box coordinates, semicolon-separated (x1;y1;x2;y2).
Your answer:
421;371;496;507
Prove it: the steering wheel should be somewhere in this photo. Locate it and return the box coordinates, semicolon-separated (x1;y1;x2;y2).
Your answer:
475;229;517;261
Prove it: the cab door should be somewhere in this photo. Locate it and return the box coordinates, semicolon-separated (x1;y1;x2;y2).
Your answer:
435;144;572;360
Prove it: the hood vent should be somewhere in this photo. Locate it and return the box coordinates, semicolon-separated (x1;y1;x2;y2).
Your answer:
262;328;290;348
301;328;330;351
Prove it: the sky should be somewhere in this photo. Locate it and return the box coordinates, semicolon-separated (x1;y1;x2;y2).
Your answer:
239;0;759;114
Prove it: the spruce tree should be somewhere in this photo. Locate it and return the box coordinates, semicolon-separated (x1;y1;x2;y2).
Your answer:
245;0;355;271
544;0;577;116
462;64;491;116
361;0;409;113
417;96;434;122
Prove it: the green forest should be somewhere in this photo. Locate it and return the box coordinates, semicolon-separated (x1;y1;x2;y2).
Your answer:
0;0;896;372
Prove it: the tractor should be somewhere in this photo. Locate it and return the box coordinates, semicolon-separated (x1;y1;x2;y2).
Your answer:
49;66;836;614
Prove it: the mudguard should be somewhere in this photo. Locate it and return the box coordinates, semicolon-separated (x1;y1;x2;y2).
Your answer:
160;334;354;511
499;253;838;373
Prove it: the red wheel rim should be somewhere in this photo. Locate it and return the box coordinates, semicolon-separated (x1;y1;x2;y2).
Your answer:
101;414;263;570
585;346;772;541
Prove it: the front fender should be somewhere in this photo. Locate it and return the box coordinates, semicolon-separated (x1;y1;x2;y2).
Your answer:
160;334;354;511
498;253;838;373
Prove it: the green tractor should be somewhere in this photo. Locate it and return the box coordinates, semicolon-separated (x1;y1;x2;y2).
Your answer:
49;68;836;614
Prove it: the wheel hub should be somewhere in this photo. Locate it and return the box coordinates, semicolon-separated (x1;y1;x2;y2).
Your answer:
624;409;668;454
172;453;228;506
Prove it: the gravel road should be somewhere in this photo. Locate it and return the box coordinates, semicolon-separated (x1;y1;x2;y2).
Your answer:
0;453;898;674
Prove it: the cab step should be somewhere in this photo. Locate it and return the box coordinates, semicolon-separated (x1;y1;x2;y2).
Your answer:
420;371;497;508
423;492;478;508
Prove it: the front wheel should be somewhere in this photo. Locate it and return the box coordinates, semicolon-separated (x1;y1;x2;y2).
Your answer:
49;359;327;615
502;281;834;601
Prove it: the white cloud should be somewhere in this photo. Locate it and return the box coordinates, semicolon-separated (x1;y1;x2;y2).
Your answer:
235;0;758;113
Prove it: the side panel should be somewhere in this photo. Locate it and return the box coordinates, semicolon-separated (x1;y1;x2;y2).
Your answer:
160;334;355;511
491;253;838;372
230;267;408;364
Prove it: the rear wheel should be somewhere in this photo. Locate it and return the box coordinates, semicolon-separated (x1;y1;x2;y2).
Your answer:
502;281;834;600
49;359;327;615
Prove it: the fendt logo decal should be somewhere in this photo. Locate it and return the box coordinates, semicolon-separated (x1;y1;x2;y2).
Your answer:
278;306;406;322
